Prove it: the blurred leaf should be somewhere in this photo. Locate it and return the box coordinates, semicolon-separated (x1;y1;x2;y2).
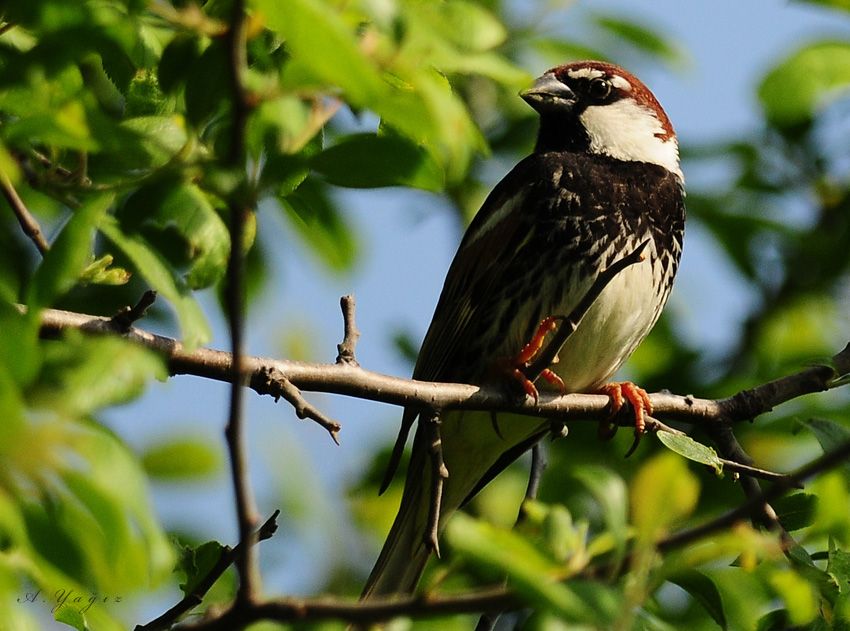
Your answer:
670;570;728;630
100;217;210;349
432;1;507;52
446;513;617;624
592;13;684;64
142;438;222;480
184;40;229;126
28;194;114;310
312;133;444;191
178;540;226;596
571;466;628;557
158;33;204;93
120;179;230;289
280;178;357;272
657;431;723;474
759;41;850;128
800;418;850;477
534;39;612;66
796;0;850;11
54;605;87;631
773;493;817;532
631;452;699;542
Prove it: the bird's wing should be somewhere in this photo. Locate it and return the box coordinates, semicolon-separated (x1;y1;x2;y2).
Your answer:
380;152;583;492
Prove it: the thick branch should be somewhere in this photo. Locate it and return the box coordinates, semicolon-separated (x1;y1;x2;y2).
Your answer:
32;306;844;432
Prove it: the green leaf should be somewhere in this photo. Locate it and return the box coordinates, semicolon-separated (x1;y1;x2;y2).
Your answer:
280;178;357;272
768;569;818;626
79;254;131;286
184;40;230;126
100;217;210;349
158;33;204;93
670;570;728;630
28;194;114;310
446;513;617;624
178;540;227;596
759;42;850;128
142;438;222;480
433;1;507;52
773;493;818;532
657;430;723;474
120;179;231;289
54;605;88;631
311;133;444;191
592;13;684;64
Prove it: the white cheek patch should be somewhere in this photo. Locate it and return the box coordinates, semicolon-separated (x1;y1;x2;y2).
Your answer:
579;99;683;182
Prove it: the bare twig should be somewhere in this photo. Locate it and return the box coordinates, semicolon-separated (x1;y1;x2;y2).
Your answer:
223;0;259;604
336;294;361;366
1;170;50;255
255;367;341;444
424;411;449;557
110;290;158;333
30;305;846;433
135;510;280;631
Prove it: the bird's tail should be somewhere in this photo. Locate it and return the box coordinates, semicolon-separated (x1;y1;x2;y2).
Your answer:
360;410;547;599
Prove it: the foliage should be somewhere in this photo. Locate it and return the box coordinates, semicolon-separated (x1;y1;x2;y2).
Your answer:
0;0;850;629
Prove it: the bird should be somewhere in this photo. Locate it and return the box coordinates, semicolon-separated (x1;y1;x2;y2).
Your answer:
361;60;686;599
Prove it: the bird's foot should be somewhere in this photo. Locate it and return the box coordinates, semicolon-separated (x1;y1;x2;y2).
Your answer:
501;317;565;403
598;381;652;456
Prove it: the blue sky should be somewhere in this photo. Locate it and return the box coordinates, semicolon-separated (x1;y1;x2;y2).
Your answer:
98;0;850;621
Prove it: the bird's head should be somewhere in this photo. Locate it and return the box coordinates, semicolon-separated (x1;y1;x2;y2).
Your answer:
521;60;682;182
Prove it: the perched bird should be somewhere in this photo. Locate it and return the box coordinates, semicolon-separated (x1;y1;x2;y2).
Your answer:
362;60;686;598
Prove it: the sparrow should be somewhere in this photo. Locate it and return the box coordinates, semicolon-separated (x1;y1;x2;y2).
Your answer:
361;60;686;599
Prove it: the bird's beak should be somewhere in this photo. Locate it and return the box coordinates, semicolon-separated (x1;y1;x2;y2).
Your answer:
520;72;576;113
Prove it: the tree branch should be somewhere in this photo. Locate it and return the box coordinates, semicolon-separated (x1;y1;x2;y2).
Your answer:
223;0;259;604
1;169;50;255
31;305;845;433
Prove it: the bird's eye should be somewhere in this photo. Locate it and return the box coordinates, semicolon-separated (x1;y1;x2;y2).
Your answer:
588;78;611;101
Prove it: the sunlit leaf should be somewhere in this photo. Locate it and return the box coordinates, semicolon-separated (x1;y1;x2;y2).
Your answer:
571;466;628;557
178;540;227;596
79;254;131;286
796;0;850;11
759;41;850;127
657;431;723;474
768;569;818;626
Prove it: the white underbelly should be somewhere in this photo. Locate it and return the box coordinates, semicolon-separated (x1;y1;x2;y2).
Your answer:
551;252;663;392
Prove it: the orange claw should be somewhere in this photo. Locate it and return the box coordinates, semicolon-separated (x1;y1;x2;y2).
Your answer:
515;316;560;365
599;382;653;456
499;317;565;403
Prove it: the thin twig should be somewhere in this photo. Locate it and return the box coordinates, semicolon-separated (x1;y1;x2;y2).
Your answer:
135;511;280;631
110;290;158;333
424;410;449;557
336;294;360;366
1;170;50;255
223;0;259;605
255;367;341;444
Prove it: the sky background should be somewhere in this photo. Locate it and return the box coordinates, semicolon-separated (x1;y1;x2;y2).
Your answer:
92;0;850;624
